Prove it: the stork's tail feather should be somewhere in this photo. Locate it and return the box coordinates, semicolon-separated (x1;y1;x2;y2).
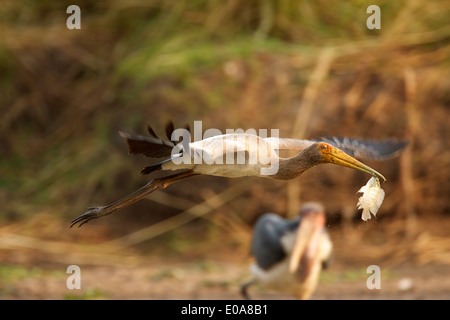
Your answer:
141;163;163;175
140;157;176;175
119;131;174;158
119;120;190;159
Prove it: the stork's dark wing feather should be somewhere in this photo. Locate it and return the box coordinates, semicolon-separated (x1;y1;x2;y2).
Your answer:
315;137;409;161
165;120;175;141
251;214;299;270
119;132;174;158
122;121;191;158
147;125;158;139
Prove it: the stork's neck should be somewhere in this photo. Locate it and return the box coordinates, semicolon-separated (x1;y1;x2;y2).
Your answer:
271;145;322;180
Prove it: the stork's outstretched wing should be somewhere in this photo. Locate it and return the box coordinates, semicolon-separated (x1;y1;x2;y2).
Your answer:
267;137;409;161
314;137;409;161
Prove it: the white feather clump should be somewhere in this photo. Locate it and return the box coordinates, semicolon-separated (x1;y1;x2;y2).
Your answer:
357;177;385;221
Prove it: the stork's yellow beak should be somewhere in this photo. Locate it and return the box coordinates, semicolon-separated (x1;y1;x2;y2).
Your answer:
319;143;386;182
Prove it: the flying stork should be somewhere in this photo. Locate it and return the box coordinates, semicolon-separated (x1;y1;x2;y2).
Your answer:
71;122;408;227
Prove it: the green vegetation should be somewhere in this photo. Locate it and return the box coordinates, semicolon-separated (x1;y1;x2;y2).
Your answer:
63;288;109;300
0;2;448;300
0;0;448;235
319;267;396;284
0;264;46;282
0;264;66;298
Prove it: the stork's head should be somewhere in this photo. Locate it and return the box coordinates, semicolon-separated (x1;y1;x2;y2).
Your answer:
316;142;386;182
288;202;326;278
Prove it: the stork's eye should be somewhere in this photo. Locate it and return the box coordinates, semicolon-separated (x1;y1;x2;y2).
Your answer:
320;144;327;150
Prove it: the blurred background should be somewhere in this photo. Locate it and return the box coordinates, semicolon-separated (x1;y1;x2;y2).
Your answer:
0;0;449;299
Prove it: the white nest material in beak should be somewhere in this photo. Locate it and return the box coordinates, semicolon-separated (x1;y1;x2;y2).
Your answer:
357;176;385;221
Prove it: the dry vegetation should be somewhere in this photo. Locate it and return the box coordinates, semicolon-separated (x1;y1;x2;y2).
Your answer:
0;0;449;299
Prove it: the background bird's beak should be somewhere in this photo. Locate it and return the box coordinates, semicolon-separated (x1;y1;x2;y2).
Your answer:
289;216;316;274
323;147;386;182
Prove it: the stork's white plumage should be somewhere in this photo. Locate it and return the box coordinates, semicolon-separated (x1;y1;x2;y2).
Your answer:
162;133;280;178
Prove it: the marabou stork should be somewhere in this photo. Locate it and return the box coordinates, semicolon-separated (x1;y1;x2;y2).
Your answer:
71;122;408;227
241;202;332;300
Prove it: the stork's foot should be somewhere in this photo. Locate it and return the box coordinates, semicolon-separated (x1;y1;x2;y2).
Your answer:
70;206;107;228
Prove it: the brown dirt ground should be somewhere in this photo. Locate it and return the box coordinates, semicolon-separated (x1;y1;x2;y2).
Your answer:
1;216;449;300
2;254;449;300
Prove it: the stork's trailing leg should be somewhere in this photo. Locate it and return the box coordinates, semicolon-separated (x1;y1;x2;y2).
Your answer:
70;170;198;228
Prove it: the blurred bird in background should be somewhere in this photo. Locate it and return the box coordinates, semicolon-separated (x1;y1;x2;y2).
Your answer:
241;202;332;300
